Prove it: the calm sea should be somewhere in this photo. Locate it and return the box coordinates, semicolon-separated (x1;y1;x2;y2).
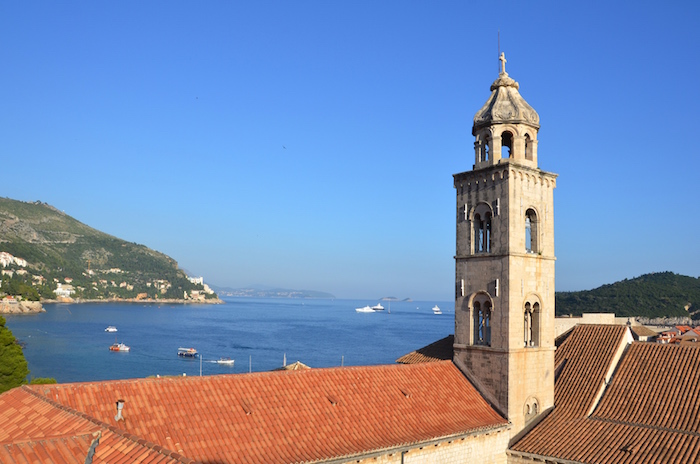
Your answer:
4;297;453;383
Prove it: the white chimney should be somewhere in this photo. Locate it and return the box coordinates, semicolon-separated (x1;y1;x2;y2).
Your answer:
114;399;125;421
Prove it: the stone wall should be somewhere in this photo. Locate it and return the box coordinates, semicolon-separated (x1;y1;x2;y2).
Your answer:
554;313;617;337
356;428;509;464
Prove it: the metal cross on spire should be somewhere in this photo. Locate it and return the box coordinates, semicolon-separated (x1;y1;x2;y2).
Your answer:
499;52;507;74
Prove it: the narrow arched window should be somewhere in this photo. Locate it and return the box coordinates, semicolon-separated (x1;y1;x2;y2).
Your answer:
525;209;538;253
475;213;484;252
473;300;492;346
524;303;532;347
525;216;532;252
474;212;492;253
485;213;492;252
524;301;540;347
501;131;513;158
483;137;490;161
473;301;481;343
483;301;492;344
525;397;540;423
532;303;540;347
524;134;532;160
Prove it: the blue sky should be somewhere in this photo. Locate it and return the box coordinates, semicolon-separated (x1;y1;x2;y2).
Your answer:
1;2;698;300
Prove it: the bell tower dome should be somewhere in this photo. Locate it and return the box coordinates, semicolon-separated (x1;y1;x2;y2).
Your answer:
472;53;541;170
453;53;557;439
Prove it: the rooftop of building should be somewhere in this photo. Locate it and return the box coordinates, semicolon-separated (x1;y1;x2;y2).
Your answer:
512;324;700;463
8;361;507;464
395;334;454;364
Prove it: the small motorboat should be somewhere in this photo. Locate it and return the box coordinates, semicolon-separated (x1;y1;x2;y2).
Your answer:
216;357;235;365
432;305;442;315
105;326;118;332
371;303;385;311
109;342;130;352
178;347;198;358
355;306;374;313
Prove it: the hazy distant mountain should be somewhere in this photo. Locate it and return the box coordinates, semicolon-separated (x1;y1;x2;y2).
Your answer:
0;197;214;301
555;272;700;319
210;284;335;299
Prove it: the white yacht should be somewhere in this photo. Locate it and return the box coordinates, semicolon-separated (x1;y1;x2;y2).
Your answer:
355;306;374;313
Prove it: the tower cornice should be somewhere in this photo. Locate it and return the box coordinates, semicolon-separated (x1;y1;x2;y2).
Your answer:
453;164;557;190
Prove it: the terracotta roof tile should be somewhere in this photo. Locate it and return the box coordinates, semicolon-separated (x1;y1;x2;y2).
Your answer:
0;387;193;464
553;324;629;417
28;361;505;463
395;335;454;364
513;328;700;464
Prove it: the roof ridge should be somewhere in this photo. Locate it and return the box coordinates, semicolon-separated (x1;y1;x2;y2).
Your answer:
20;386;199;464
590;415;700;438
0;430;97;447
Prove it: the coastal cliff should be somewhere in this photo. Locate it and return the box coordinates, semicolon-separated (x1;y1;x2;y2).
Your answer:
0;300;45;314
1;198;220;302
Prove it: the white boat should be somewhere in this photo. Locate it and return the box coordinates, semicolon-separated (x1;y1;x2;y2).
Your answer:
109;342;130;352
105;326;118;332
216;357;235;365
432;305;442;315
178;347;198;357
355;306;375;313
371;303;385;311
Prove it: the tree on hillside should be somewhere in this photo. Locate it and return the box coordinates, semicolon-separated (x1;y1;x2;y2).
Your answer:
0;315;29;393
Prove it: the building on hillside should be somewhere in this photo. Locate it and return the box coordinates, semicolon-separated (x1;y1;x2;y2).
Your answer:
3;54;700;463
0;252;27;268
54;283;75;298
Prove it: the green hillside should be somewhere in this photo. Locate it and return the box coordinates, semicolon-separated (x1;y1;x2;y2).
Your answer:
555;272;700;319
0;198;215;301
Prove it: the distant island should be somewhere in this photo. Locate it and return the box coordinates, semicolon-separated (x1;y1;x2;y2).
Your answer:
0;198;221;308
212;286;335;299
380;297;412;302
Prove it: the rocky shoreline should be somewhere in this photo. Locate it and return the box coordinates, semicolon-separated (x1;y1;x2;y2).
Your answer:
1;297;224;314
0;301;45;314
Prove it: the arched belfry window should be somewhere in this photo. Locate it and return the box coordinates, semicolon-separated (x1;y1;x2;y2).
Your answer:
525;208;538;253
473;203;494;254
472;293;493;346
501;131;513;158
524;300;541;347
524;134;532;160
474;213;492;253
482;136;490;162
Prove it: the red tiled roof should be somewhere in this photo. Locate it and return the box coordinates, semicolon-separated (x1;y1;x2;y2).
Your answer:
395;335;454;364
512;330;700;463
0;387;191;464
29;361;506;464
592;342;700;432
553;324;629;417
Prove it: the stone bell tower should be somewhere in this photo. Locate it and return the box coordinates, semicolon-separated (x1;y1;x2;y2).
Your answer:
453;53;557;438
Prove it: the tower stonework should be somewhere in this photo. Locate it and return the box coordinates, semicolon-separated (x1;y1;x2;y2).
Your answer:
453;54;556;439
